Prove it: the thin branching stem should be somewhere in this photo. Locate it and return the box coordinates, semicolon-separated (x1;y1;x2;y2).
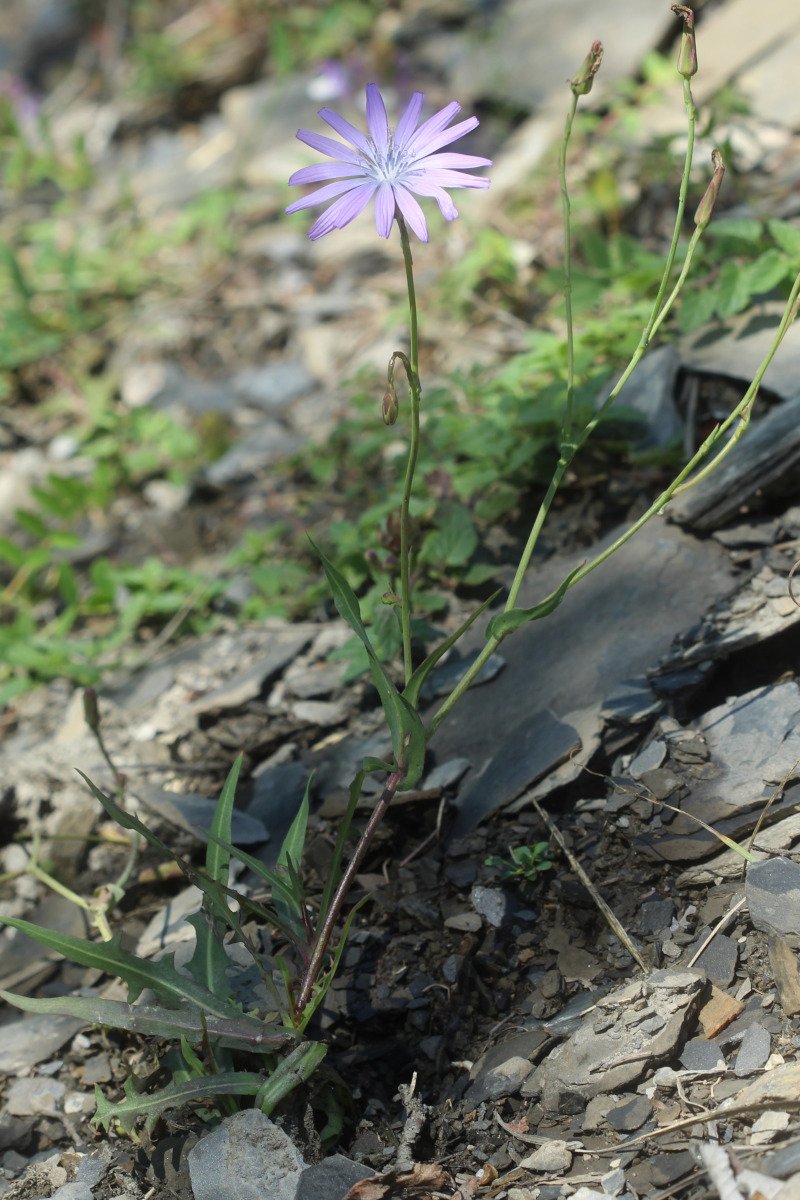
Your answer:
429;77;701;737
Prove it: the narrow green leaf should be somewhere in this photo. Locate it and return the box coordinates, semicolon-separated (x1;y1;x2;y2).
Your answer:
188;754;243;997
255;1042;326;1115
207;754;243;886
93;1070;269;1135
0;989;297;1051
309;539;426;786
486;564;583;640
277;774;312;883
403;589;501;708
0;916;239;1018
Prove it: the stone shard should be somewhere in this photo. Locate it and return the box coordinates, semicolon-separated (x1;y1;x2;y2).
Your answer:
524;970;707;1109
187;1110;307;1200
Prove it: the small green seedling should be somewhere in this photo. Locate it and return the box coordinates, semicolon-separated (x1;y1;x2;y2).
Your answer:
485;842;554;885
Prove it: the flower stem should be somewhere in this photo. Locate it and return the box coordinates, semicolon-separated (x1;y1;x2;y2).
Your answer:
429;78;700;736
293;767;405;1021
559;92;579;443
398;216;422;685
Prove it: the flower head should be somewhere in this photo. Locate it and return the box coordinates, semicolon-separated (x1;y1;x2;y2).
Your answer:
286;83;491;242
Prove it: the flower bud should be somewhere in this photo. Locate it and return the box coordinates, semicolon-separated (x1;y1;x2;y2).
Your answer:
83;686;100;733
694;149;725;229
570;41;603;96
381;386;399;425
671;5;697;77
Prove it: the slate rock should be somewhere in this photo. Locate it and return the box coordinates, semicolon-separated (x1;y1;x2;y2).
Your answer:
295;1154;374;1200
51;1187;94;1200
639;895;675;934
231;361;316;413
243;760;310;867
768;934;800;1017
464;1056;534;1106
525;970;707;1108
134;787;268;847
747;857;800;948
451;709;581;837
734;1024;771;1076
518;1141;573;1173
0;1014;86;1074
205;421;303;485
471;885;513;928
691;932;739;988
188;1110;306;1200
431;520;735;831
606;1095;653;1132
5;1076;65;1116
629;740;667;778
679;1037;726;1072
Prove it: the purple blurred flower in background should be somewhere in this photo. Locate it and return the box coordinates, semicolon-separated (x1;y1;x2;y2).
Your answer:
286;83;491;242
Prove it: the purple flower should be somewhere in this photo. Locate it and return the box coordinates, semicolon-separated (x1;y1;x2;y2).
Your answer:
286;83;491;242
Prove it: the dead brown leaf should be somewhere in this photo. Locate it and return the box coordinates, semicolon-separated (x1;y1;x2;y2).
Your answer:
342;1163;449;1199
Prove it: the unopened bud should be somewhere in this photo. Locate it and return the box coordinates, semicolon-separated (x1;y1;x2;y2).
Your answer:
694;149;725;229
83;687;100;733
570;41;603;96
382;387;398;426
671;5;697;77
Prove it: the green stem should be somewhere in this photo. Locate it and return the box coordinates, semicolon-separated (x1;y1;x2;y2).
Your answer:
398;217;422;685
559;92;579;443
430;80;703;739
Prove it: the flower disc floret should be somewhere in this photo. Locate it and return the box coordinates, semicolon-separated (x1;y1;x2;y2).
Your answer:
286;83;491;242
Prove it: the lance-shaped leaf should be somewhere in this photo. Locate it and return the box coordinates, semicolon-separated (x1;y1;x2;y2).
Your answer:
274;773;312;923
403;590;501;709
255;1041;327;1115
0;916;242;1019
188;755;243;997
486;563;584;640
93;1070;269;1135
310;539;426;787
0;990;296;1052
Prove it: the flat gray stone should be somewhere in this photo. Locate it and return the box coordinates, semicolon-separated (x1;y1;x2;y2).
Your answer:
747;857;800;948
606;1095;653;1132
205;421;303;485
471;885;513;929
431;519;735;831
734;1024;772;1076
51;1187;94;1200
231;361;316;413
679;1037;726;1073
134;787;269;847
464;1055;534;1106
691;932;739;988
295;1155;374;1200
518;1140;573;1173
0;1014;86;1074
629;740;667;778
188;1110;306;1200
525;970;707;1109
5;1076;65;1116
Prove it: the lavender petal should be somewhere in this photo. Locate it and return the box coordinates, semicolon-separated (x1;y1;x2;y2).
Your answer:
405;101;462;155
286;178;364;215
410;116;480;159
289;162;365;186
403;177;458;220
416;167;490;190
365;83;389;154
319;107;372;155
374;181;395;238
307;182;377;240
418;152;492;170
393;185;429;241
296;128;361;164
394;92;425;148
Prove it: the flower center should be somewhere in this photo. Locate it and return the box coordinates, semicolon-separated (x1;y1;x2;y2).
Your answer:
361;136;413;184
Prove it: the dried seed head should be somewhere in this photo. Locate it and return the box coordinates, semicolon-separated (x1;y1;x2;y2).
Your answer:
671;5;698;77
570;40;604;96
694;149;725;229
